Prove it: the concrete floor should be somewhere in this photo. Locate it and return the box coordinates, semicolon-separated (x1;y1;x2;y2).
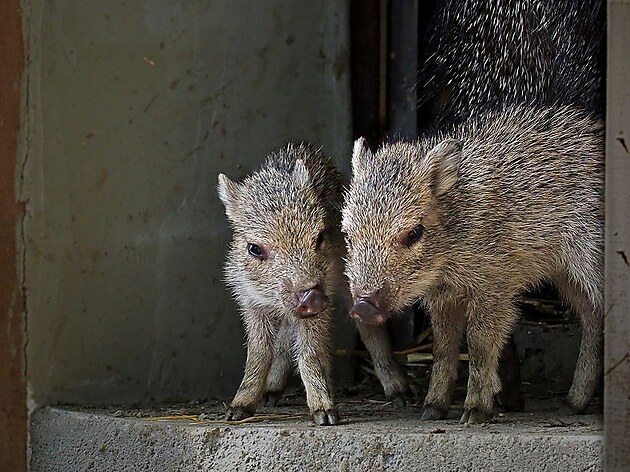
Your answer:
30;396;602;472
30;317;599;471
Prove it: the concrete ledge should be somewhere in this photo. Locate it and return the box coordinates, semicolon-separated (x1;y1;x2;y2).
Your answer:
30;403;602;471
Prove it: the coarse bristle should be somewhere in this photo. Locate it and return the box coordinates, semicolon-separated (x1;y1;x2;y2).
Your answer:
417;0;605;127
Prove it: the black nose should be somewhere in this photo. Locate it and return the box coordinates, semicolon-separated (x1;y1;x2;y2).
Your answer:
350;295;386;325
296;287;328;317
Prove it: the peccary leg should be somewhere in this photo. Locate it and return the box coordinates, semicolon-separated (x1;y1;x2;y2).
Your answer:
496;335;524;411
462;300;517;424
226;311;277;421
294;313;339;426
421;299;465;420
264;319;294;406
355;321;412;405
555;273;603;413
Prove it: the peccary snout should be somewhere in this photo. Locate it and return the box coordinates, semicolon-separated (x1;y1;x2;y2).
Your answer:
296;286;328;317
350;295;386;325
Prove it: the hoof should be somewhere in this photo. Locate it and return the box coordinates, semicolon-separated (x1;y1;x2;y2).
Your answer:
459;407;492;424
225;406;254;421
420;405;448;421
312;408;340;426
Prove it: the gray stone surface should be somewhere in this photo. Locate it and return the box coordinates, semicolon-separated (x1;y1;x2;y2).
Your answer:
31;404;602;472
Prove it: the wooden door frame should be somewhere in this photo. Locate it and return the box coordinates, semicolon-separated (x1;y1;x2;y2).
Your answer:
604;2;630;469
0;1;27;471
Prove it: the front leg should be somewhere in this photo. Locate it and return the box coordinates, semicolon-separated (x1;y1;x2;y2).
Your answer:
355;321;412;405
294;312;339;426
461;299;517;424
421;298;465;420
226;309;277;421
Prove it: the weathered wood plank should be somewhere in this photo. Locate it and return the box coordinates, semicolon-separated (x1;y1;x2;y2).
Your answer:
0;1;27;471
605;1;630;469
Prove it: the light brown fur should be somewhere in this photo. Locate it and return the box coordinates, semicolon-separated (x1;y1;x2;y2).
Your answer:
218;144;344;426
343;105;604;423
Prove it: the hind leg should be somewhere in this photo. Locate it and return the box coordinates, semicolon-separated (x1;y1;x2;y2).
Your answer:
496;335;525;412
462;297;518;424
264;319;294;406
555;273;603;413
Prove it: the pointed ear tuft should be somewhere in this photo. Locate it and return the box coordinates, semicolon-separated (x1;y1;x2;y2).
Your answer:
217;173;241;221
352;137;372;176
292;159;310;187
424;139;462;196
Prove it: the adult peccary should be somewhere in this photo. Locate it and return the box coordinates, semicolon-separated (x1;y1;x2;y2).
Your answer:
417;0;605;128
343;105;603;423
218;144;344;426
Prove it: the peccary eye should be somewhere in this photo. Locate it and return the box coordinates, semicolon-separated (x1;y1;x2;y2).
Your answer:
404;224;424;247
247;242;267;260
315;230;325;250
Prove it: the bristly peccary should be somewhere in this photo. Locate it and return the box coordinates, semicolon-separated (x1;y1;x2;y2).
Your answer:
343;105;604;424
417;0;605;128
218;144;344;426
351;0;604;414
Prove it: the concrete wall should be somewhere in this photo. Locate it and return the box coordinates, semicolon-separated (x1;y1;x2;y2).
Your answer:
21;0;351;406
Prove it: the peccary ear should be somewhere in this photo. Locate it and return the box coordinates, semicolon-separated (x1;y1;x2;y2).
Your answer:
217;173;241;221
352;137;372;176
424;139;462;196
292;159;311;187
